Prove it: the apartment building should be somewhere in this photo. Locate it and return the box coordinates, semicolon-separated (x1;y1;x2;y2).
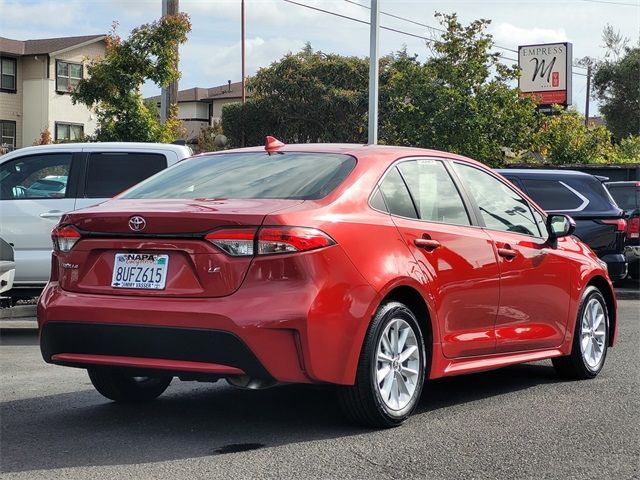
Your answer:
0;34;106;150
146;81;247;142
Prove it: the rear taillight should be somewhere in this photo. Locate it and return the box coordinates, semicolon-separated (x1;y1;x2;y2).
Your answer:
205;228;257;256
205;226;335;256
258;227;335;254
52;225;81;253
626;217;640;239
601;219;627;232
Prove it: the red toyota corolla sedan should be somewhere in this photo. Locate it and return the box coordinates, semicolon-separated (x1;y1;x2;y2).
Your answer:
38;140;617;427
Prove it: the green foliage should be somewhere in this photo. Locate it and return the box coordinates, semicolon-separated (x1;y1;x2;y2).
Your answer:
612;135;640;163
592;46;640;141
381;14;540;165
222;14;539;165
195;120;226;153
72;15;191;142
529;109;616;164
222;47;374;147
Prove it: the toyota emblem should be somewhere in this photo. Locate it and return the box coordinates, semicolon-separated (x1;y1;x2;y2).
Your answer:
128;216;146;232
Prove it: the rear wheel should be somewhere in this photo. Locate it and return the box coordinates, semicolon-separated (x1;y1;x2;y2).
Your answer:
627;261;639;280
338;301;427;428
552;286;609;379
88;369;172;402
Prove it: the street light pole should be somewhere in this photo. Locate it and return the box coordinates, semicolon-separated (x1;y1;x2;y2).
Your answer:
585;62;592;127
367;0;379;145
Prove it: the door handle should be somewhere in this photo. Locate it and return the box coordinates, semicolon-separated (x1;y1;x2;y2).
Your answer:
414;238;441;251
497;245;517;260
39;211;63;219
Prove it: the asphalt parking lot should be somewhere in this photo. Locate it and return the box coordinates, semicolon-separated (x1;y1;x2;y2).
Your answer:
1;297;638;480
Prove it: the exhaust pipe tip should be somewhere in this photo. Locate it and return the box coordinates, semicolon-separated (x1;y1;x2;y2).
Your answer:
226;375;277;390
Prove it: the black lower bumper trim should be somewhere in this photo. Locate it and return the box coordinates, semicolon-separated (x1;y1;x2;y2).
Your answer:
40;322;273;380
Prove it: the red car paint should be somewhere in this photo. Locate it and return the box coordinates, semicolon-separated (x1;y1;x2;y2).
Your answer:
38;144;617;386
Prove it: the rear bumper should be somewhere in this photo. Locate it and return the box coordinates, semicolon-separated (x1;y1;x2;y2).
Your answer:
37;247;378;385
41;322;272;380
601;253;627;281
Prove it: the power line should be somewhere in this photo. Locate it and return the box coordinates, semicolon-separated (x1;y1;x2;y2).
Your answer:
342;0;589;71
343;0;518;54
576;0;639;6
283;0;590;78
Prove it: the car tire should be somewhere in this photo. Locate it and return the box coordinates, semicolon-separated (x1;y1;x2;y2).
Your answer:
627;261;639;280
552;286;609;380
338;301;427;428
88;369;172;402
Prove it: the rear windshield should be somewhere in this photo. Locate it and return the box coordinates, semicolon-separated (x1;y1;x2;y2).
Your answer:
122;152;356;200
606;185;639;211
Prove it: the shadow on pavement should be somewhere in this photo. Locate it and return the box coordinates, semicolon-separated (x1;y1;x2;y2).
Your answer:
1;362;560;473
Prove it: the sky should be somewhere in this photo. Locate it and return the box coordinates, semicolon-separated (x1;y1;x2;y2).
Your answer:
1;0;639;115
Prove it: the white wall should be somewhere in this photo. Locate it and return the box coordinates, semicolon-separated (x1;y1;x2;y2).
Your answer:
47;41;105;140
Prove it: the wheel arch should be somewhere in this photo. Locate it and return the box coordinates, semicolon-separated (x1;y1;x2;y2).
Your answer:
377;285;436;376
586;275;617;347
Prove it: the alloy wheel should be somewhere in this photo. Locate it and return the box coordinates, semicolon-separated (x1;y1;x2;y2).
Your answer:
375;318;421;410
580;298;607;370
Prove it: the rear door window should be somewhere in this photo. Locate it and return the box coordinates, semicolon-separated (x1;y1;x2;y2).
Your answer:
397;159;470;225
607;185;639;211
84;152;167;198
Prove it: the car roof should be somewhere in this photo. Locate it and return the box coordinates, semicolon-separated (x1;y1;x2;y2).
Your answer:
198;143;488;168
0;142;192;163
495;168;597;179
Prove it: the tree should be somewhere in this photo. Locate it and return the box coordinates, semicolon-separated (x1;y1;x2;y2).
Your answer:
222;44;377;147
528;109;616;164
72;15;191;142
592;27;639;141
381;14;540;165
222;15;540;165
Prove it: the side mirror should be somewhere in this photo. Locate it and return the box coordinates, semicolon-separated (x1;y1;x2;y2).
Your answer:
547;214;576;241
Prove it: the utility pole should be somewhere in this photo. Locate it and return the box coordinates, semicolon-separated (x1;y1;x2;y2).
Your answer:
367;0;380;145
160;0;179;124
584;62;592;127
241;0;246;104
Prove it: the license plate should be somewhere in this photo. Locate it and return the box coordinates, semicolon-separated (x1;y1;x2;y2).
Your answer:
111;253;169;290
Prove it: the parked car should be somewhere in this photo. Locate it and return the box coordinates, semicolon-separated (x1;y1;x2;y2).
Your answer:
0;142;192;300
39;141;617;428
605;181;640;279
497;169;627;281
0;238;15;308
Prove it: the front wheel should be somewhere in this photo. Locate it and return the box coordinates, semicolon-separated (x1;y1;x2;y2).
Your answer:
88;369;172;402
552;286;609;379
338;301;427;428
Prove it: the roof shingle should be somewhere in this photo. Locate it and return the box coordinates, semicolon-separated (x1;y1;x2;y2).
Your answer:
0;35;105;56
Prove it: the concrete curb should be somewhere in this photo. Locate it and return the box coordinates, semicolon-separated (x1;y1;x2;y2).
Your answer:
0;305;37;319
616;289;639;301
0;318;38;334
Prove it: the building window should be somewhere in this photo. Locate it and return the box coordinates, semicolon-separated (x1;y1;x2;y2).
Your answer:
56;61;83;92
0;120;17;150
55;123;84;141
0;57;17;92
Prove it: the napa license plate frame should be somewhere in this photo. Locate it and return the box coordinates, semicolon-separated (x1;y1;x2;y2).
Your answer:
111;253;169;290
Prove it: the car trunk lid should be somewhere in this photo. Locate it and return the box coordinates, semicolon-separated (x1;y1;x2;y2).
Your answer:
57;198;303;297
